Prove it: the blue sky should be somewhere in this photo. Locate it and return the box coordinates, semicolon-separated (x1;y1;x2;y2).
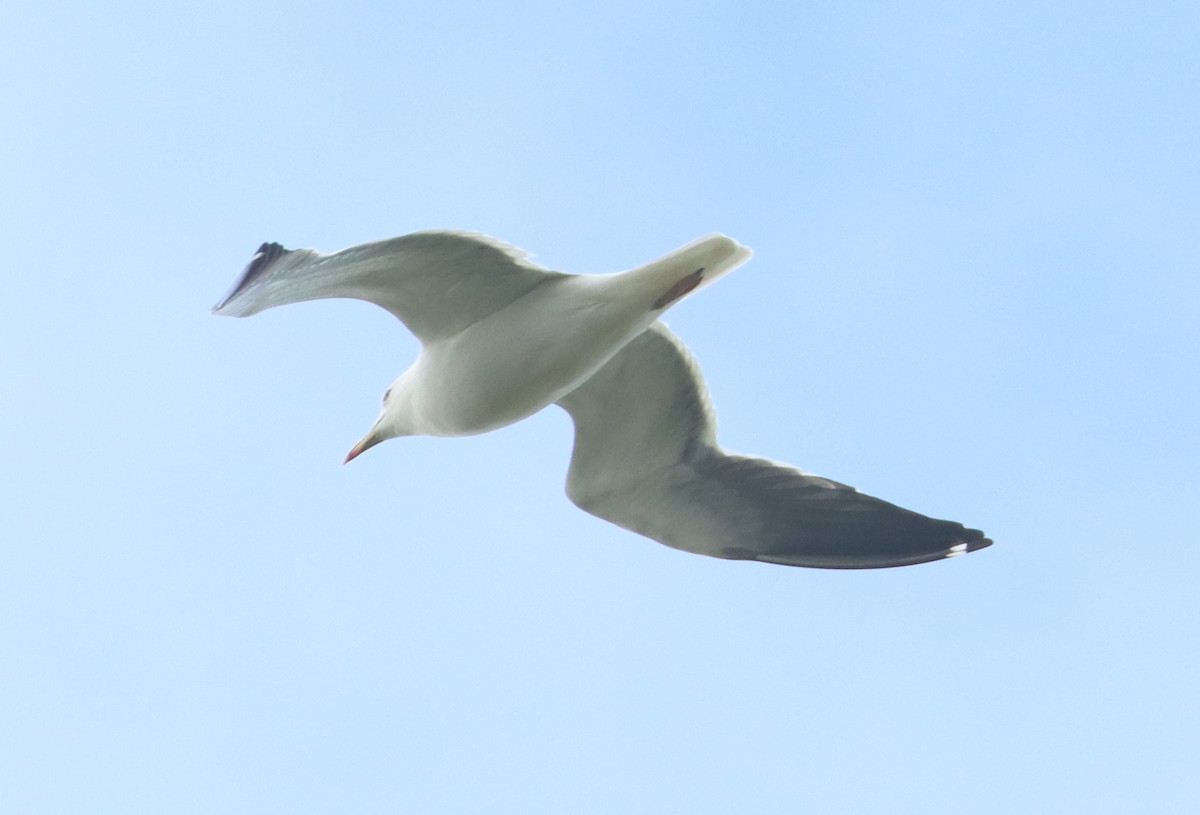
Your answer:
2;1;1198;812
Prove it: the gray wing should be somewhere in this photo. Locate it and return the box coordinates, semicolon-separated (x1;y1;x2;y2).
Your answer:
556;323;992;568
212;230;567;342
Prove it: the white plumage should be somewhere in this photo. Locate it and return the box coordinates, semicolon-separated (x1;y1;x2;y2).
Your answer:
214;230;990;568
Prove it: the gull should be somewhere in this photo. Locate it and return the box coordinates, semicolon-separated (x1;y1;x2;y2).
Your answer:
213;230;991;568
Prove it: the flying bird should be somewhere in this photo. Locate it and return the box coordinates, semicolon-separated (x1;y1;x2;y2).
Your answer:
213;231;991;568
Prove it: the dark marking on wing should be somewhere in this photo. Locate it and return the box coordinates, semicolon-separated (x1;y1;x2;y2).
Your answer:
244;242;286;285
964;537;992;553
214;242;288;312
652;268;704;310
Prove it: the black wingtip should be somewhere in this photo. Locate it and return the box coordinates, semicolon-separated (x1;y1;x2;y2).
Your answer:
965;536;993;553
246;242;286;279
212;241;288;315
945;529;992;560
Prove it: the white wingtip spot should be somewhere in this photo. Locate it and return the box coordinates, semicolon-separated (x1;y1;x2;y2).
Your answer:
946;543;969;558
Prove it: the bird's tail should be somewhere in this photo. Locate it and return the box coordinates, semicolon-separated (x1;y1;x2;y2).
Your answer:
622;234;752;313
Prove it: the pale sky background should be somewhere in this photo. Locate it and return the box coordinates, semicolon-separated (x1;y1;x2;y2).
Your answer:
3;1;1198;813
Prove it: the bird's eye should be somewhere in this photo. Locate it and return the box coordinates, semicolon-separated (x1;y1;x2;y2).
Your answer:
383;388;392;404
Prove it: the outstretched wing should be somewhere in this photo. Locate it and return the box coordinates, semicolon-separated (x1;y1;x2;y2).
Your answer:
556;323;991;568
213;230;568;342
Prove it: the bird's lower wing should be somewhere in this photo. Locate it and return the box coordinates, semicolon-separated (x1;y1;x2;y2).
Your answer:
557;323;991;568
213;230;567;342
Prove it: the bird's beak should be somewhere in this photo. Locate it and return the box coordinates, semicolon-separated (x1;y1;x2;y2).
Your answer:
344;430;384;463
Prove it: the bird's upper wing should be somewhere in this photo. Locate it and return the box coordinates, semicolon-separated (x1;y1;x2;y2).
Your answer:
212;230;568;342
556;323;991;568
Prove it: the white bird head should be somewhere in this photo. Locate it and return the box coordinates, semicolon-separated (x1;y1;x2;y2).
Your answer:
344;379;414;463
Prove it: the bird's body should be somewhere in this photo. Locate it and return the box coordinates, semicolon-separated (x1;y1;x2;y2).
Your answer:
214;230;991;568
394;276;645;435
381;238;745;437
